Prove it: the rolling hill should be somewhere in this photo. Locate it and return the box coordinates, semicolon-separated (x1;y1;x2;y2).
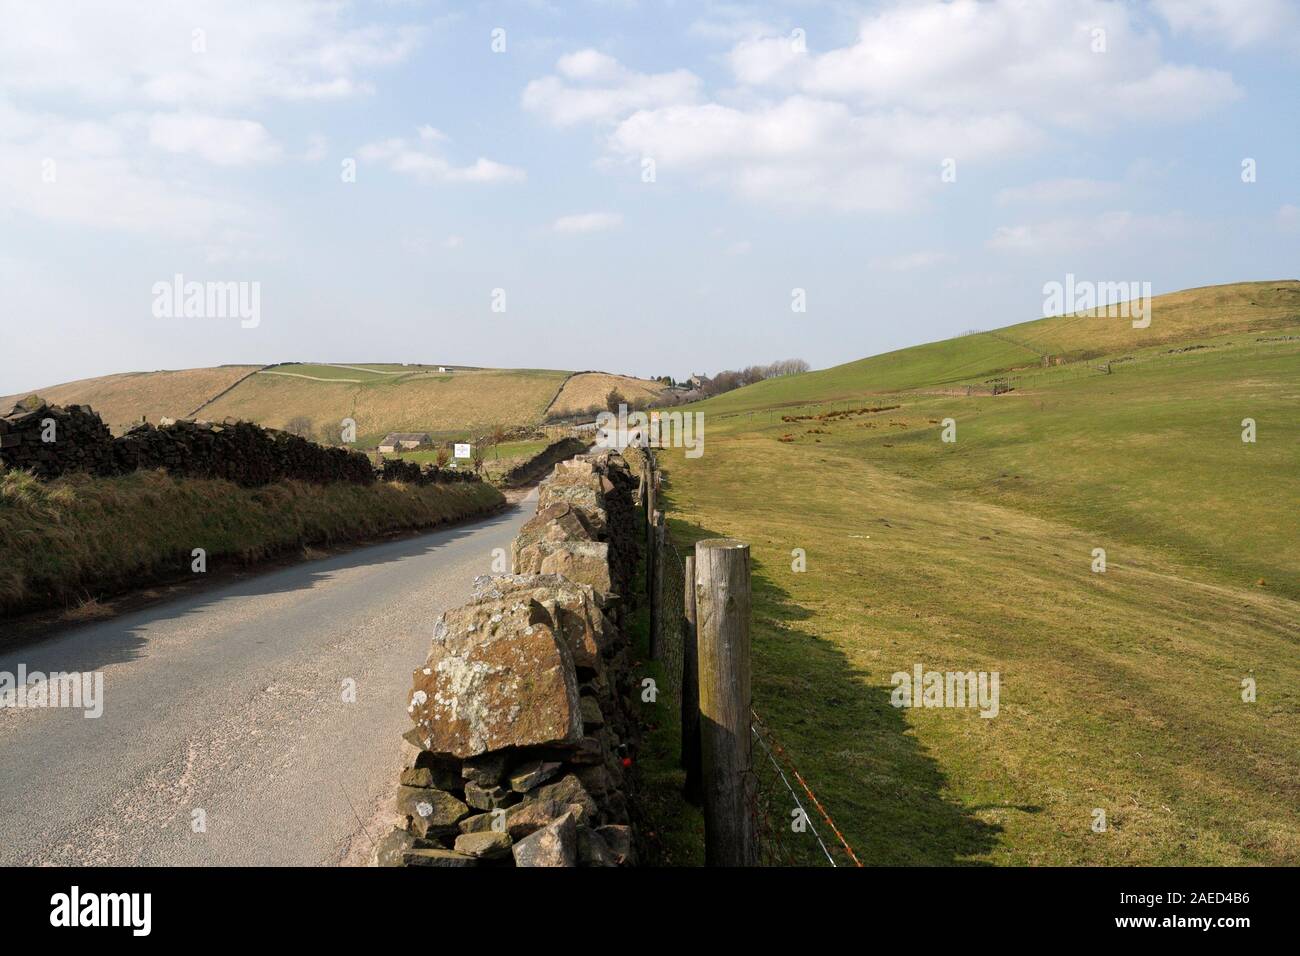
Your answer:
695;279;1300;415
2;363;667;444
642;279;1299;866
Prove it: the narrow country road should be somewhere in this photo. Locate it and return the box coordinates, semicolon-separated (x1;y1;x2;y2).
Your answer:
0;490;536;866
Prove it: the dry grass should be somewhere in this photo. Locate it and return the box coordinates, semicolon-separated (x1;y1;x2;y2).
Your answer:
0;366;262;434
0;467;503;616
60;596;114;622
547;372;668;417
203;367;568;442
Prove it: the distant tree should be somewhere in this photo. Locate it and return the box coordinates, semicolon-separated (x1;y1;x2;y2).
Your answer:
435;446;450;469
490;422;507;445
605;388;627;413
471;444;486;474
284;415;314;439
697;359;809;397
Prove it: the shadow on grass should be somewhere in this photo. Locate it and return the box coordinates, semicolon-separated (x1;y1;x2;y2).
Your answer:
644;474;1002;866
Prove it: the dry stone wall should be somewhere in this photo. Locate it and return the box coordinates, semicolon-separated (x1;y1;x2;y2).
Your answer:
0;398;479;487
499;436;591;487
375;448;644;867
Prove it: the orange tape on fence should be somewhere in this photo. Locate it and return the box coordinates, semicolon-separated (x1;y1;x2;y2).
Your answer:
752;708;863;867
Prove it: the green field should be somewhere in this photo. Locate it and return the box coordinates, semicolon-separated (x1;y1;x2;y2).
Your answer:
392;438;552;482
646;281;1299;866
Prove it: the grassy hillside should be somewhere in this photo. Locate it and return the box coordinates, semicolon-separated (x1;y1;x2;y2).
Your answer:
547;371;668;417
203;366;569;445
698;280;1300;415
0;365;262;433
646;280;1299;866
4;363;667;444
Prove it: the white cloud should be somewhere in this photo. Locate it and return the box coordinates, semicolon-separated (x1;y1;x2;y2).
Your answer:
0;0;423;108
0;1;425;240
728;0;1239;126
1277;205;1300;232
987;211;1191;253
552;211;622;234
1154;0;1300;50
997;178;1119;205
523;1;1238;213
148;113;281;165
358;132;525;184
522;49;701;126
0;103;248;237
607;96;1038;212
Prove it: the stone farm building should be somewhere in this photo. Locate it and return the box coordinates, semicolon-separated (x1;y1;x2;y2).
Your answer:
378;432;432;453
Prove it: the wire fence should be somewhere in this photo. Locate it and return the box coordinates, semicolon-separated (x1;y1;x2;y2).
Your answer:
635;446;859;867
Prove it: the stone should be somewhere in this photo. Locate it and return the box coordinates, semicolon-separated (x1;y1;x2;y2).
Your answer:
470;574;616;671
409;752;464;790
504;799;564;841
566;736;605;765
461;752;509;787
580;695;605;730
455;830;513;859
465;781;516;811
501;775;594;840
577;826;618;867
402;848;478;868
373;827;424;867
399;765;462;791
408;597;583;758
457;811;496;832
396;785;470;839
595;825;635;865
511;503;598;573
509;759;563;793
512;811;578;867
574;764;613;797
523;541;612;595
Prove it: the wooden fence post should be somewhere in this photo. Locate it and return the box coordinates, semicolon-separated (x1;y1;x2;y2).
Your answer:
645;454;656;608
649;510;662;659
681;554;703;806
695;538;757;866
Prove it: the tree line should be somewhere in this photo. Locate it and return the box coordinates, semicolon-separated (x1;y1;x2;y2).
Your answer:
694;358;810;397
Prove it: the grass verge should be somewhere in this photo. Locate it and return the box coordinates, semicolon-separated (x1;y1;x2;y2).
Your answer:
0;468;504;617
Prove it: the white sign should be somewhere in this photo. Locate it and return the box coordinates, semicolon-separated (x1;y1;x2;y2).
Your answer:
455;443;471;459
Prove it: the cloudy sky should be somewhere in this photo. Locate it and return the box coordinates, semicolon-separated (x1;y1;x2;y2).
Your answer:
2;0;1298;393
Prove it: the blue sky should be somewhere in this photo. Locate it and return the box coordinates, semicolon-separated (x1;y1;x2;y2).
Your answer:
3;0;1299;394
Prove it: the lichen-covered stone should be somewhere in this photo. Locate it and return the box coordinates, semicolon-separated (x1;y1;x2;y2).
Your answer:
465;781;516;810
514;541;612;595
471;574;616;672
396;785;470;839
408;598;583;759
